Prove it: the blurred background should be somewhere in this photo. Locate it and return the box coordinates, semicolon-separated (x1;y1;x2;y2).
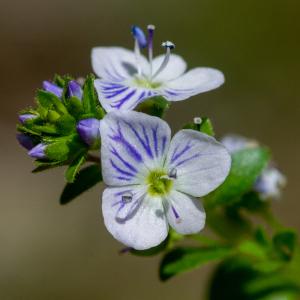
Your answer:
1;0;300;299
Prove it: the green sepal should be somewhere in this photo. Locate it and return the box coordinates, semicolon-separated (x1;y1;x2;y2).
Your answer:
65;96;84;119
136;96;169;118
17;124;41;136
55;114;76;136
82;74;100;116
60;164;102;205
273;230;297;261
65;151;87;183
31;123;58;135
32;160;64;173
47;110;61;122
45;139;70;161
205;147;270;207
183;117;215;136
159;246;232;281
36;89;69;115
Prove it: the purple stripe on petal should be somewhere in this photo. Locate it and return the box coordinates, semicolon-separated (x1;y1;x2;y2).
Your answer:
152;126;159;157
109;124;143;162
161;136;167;156
171;142;193;164
105;87;129;99
110;159;135;177
124;121;153;158
111;89;137;109
171;205;180;219
174;154;201;167
115;176;132;181
110;147;138;173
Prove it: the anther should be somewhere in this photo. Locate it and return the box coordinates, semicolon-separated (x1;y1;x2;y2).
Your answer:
168;168;177;179
162;41;175;50
171;205;182;223
122;191;133;203
194;117;202;125
131;26;147;48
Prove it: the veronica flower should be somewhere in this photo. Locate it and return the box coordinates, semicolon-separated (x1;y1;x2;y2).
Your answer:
92;25;225;112
221;134;286;199
100;111;231;250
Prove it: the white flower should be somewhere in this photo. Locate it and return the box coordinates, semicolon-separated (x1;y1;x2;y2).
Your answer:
221;134;286;200
92;25;224;112
100;111;231;250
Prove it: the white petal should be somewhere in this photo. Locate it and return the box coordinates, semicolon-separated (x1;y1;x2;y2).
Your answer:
165;130;231;197
94;79;159;112
100;111;171;186
91;47;149;81
165;190;206;234
159;67;224;101
150;54;187;81
102;186;168;250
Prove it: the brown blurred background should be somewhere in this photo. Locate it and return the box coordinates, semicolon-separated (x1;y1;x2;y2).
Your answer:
1;0;300;299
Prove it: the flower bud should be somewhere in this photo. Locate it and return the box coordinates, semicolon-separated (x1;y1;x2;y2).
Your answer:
43;81;63;98
68;80;83;100
16;134;36;150
131;26;147;48
28;143;47;159
19;113;36;124
76;118;101;148
254;167;286;200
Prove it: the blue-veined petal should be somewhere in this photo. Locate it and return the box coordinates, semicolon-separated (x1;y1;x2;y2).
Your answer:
100;111;171;186
91;47;149;81
159;68;224;101
165;129;231;197
150;54;187;81
164;190;206;234
94;79;158;111
102;186;168;250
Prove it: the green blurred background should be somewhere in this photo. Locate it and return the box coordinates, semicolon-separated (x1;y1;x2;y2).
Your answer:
1;0;300;299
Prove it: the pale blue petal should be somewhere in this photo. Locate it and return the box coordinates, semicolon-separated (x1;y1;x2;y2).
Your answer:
100;111;171;186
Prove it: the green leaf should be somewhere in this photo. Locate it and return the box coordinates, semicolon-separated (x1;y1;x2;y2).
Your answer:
82;74;98;115
60;164;102;204
65;152;87;183
183;117;215;136
136;96;169;117
205;147;270;206
273;230;297;261
159;246;232;281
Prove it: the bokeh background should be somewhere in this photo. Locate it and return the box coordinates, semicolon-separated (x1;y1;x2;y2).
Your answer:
1;0;300;299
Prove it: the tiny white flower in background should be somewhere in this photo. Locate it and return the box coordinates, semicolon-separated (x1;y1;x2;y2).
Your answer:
100;111;231;250
221;134;286;200
91;25;224;112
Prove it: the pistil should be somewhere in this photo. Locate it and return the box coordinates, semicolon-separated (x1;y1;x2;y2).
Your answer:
151;41;175;80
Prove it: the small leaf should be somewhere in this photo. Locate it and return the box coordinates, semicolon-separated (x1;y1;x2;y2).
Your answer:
273;230;297;261
136;96;169;117
66;96;84;118
60;164;102;204
205;147;270;206
159;246;232;281
65;152;87;183
183;117;215;136
32;160;64;173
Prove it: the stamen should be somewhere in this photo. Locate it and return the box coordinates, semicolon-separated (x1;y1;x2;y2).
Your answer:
122;191;133;203
171;205;182;223
131;26;147;76
168;168;177;179
147;24;155;76
151;41;175;80
194;117;202;125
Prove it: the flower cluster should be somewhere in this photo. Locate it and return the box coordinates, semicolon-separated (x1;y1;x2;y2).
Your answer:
17;25;286;252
